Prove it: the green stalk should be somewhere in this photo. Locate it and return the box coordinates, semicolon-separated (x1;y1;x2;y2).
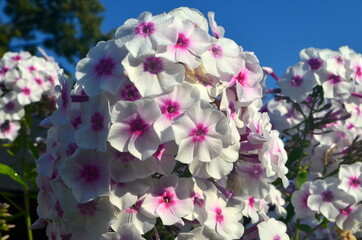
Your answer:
24;190;33;240
21;119;33;240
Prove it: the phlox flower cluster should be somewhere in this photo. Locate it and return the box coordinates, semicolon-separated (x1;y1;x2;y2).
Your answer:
265;47;362;238
0;50;59;141
291;162;362;238
33;7;290;240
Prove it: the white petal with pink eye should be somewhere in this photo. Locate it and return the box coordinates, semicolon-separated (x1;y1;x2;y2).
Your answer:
105;78;141;105
59;149;111;203
76;40;127;96
58;188;116;232
257;218;290;240
141;175;193;226
291;181;316;218
338;162;362;202
232;53;264;104
335;204;362;231
349;54;362;84
0;92;24;121
75;94;110;152
0;120;20;141
300;47;324;74
173;100;232;164
157;18;210;69
203;190;244;240
108;99;161;160
201;38;242;77
279;62;318;103
115;11;176;57
122;53;185;97
307;178;355;221
319;70;353;99
14;78;42;105
154;81;200;142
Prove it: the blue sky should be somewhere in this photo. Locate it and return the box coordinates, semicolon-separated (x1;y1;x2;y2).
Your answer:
98;0;362;89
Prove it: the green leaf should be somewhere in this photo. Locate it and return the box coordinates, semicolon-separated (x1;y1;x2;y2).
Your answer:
296;224;313;232
0;163;27;189
296;170;308;189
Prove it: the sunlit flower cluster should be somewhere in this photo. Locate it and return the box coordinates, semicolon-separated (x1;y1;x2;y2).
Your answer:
0;50;59;141
33;7;289;240
292;163;362;237
265;47;362;238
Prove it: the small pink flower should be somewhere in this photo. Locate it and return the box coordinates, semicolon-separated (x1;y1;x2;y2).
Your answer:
141;175;193;226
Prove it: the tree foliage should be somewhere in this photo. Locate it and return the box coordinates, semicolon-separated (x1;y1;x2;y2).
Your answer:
0;0;113;64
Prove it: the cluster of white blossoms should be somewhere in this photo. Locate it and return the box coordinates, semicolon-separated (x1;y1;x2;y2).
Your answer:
265;47;362;238
33;7;290;240
0;50;59;141
292;162;362;237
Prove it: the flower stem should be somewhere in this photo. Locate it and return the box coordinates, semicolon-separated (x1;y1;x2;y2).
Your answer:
24;191;33;240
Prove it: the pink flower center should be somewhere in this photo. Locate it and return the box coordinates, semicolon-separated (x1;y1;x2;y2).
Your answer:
307;58;323;71
4;102;15;111
209;44;223;58
66;142;78;157
291;75;303;87
356;106;361;117
77;201;97;216
248;196;255;208
135;21;155;37
0;120;10;133
143;56;164;74
161;99;180;120
302;192;311;208
80;164;99;183
120;84;141;101
72;116;82;129
191;192;205;207
214;207;224;223
340;206;352;216
129;117;149;136
347;123;355;130
12;55;22;61
28;66;36;72
335;55;344;65
235;68;249;86
35;77;43;85
355;66;362;78
321;190;334;202
21;87;31;96
126;200;142;213
95;57;115;77
91;112;104;132
175;33;190;49
190;123;208;142
273;235;281;240
159;191;175;207
0;67;9;76
348;176;360;188
329;74;341;84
